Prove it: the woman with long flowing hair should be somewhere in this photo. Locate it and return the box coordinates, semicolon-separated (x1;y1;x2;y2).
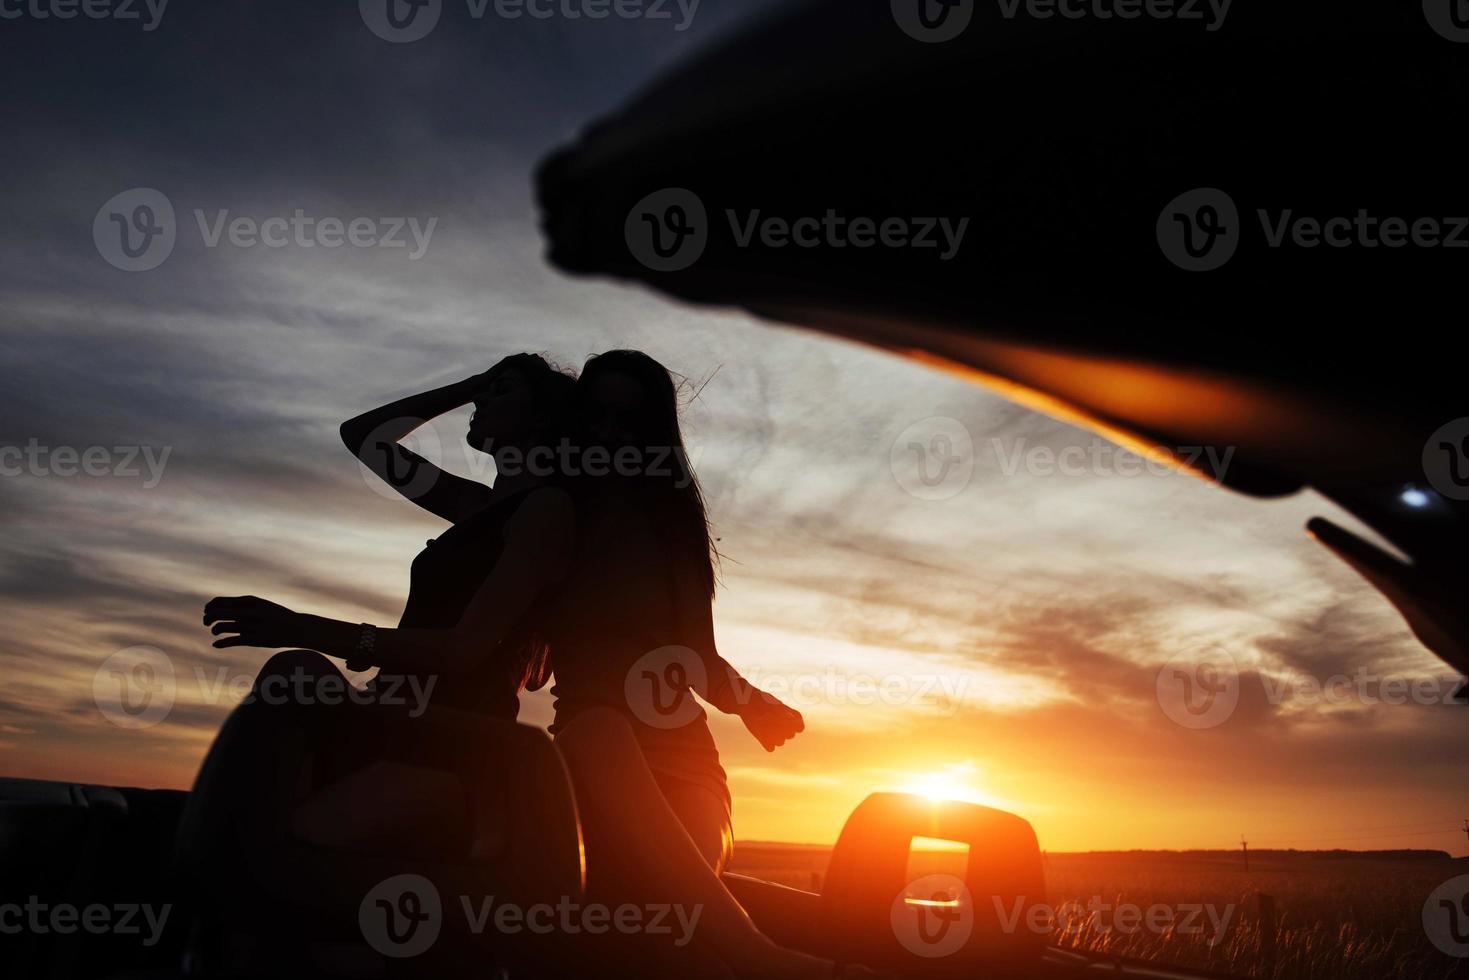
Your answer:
548;350;860;978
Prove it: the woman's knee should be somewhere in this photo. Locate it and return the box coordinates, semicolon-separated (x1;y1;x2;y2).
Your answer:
249;649;339;706
661;785;733;872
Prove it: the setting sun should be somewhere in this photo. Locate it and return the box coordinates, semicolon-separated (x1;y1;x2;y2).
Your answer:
900;766;992;807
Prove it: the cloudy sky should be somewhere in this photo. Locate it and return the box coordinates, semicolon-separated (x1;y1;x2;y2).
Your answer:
2;0;1466;852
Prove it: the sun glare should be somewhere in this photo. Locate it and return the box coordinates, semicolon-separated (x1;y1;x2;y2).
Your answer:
902;767;987;805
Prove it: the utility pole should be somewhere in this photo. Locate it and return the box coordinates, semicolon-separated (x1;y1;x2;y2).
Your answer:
1241;835;1249;872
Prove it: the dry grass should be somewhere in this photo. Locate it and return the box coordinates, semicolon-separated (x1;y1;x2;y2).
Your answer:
730;844;1469;979
1043;851;1467;979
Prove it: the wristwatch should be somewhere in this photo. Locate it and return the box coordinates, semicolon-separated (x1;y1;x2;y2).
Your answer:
346;622;376;672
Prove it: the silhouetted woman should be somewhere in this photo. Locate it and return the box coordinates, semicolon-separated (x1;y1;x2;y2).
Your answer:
195;354;579;841
548;351;849;979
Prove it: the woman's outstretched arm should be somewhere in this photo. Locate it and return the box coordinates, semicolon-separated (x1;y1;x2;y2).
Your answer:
671;568;805;753
339;373;494;522
204;487;573;677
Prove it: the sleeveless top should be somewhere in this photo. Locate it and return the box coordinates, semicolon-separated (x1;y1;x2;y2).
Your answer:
544;491;731;810
394;490;542;719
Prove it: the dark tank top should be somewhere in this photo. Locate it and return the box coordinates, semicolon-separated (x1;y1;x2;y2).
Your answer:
394;490;541;719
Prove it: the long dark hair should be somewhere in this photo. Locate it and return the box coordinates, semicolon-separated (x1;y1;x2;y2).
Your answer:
485;351;578;453
487;352;577;693
576;350;719;599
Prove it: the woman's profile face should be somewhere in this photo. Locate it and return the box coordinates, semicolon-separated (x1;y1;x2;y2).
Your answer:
467;368;536;453
581;370;648;451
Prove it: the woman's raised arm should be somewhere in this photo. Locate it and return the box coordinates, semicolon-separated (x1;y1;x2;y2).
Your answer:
339;374;493;522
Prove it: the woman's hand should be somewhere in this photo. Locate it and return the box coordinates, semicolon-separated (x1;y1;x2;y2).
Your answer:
738;689;805;752
204;595;310;650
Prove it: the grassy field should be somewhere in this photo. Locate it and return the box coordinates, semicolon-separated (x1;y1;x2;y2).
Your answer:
729;843;1469;979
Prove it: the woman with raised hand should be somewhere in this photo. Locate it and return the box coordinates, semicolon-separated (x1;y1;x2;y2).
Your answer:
191;354;580;860
203;353;577;717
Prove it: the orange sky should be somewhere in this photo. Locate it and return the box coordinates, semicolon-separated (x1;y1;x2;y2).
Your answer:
4;0;1463;860
5;301;1466;857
